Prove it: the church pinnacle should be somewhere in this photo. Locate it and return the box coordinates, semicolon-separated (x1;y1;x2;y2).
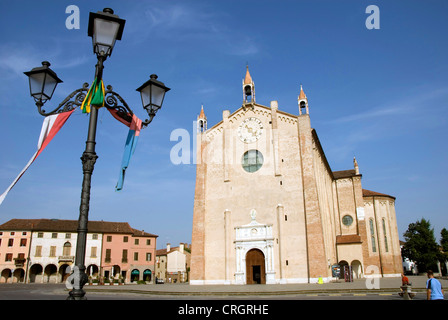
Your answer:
197;105;207;133
354;156;360;175
298;84;309;115
243;65;255;104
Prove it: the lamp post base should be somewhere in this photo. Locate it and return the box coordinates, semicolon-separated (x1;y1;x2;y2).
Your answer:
67;289;87;300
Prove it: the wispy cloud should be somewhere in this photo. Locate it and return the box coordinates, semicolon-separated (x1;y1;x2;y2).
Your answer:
320;86;448;165
0;44;41;77
325;86;448;124
0;42;89;79
123;2;259;56
330;105;408;123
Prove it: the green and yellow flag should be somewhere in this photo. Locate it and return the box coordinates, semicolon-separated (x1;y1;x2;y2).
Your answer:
81;77;105;113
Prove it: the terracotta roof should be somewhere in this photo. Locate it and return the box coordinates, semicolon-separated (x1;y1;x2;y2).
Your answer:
362;189;395;199
198;105;206;119
336;234;362;244
299;85;307;100
156;244;191;256
131;228;158;238
243;66;253;85
0;218;157;236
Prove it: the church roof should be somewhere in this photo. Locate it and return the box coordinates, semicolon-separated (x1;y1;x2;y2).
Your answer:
362;189;395;199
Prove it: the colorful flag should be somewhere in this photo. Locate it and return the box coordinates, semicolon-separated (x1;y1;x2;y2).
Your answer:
80;77;105;113
0;109;76;206
115;114;142;191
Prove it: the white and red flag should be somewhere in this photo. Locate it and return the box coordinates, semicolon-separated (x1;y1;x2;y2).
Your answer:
0;109;75;206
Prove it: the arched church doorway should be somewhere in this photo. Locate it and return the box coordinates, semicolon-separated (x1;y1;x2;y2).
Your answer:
246;249;265;284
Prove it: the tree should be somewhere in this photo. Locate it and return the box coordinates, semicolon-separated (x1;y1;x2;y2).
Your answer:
402;218;441;273
441;228;448;261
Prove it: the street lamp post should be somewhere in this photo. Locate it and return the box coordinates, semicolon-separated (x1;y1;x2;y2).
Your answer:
23;8;170;300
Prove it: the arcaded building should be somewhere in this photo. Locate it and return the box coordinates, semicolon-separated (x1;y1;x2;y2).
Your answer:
190;67;402;285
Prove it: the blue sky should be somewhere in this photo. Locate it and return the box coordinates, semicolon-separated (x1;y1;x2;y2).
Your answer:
0;0;447;248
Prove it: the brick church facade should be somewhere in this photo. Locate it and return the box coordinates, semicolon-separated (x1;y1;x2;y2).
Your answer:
190;67;402;285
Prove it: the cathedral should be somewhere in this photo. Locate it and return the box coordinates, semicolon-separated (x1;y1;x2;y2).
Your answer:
190;67;402;285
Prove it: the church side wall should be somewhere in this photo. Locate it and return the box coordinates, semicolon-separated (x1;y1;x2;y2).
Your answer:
297;115;328;281
311;135;337;276
190;134;207;284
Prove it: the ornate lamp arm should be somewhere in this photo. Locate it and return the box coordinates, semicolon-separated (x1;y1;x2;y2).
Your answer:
35;83;90;117
104;85;153;128
34;81;153;130
141;112;156;128
104;85;133;124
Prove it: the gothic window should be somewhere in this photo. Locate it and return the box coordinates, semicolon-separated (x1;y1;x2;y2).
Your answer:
382;218;389;252
242;150;263;173
369;219;376;252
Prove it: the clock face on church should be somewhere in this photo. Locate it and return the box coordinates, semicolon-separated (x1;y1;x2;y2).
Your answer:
238;117;263;143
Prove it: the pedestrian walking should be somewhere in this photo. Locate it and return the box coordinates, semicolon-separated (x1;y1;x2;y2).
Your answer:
401;273;410;286
426;270;444;300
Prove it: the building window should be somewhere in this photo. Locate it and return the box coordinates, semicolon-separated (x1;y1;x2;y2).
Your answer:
8;239;13;247
134;252;139;261
105;249;111;263
22;232;27;236
241;150;264;173
5;253;12;262
342;215;354;226
63;242;71;256
369;219;376;253
146;253;152;261
49;246;56;257
146;239;151;246
122;249;128;263
91;247;97;258
92;233;98;240
135;239;139;245
10;232;15;236
107;236;112;242
52;233;58;239
35;246;42;257
20;239;27;247
65;233;71;239
382;218;389;252
37;232;44;238
123;236;128;243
